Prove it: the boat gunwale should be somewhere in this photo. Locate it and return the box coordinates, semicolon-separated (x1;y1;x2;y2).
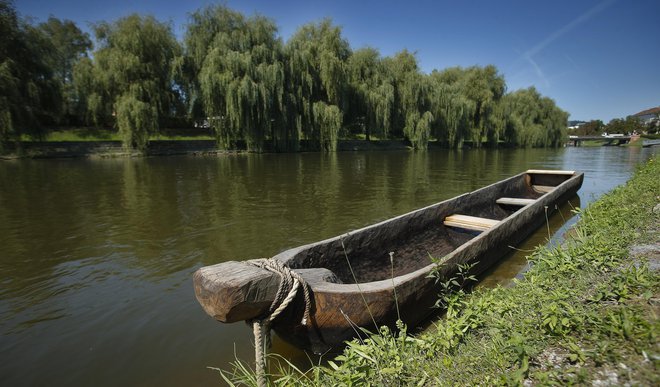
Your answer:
276;171;584;294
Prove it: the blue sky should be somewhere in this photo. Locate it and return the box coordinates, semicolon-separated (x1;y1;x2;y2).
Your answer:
15;0;660;122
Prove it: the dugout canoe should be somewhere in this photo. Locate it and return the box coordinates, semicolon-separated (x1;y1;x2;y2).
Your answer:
194;169;583;352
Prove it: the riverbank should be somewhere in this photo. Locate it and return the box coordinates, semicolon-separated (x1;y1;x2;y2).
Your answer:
0;139;421;159
226;157;659;385
0;140;227;159
4;137;655;160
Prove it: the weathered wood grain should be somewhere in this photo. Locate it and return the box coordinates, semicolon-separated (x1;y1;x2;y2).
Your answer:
194;262;341;323
496;197;537;206
194;261;280;323
527;169;575;175
532;185;554;193
444;214;499;231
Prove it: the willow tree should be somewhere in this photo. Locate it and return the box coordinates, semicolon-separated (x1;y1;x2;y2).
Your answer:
1;0;61;144
188;6;286;151
88;14;181;150
428;72;474;148
499;89;536;146
538;94;568;147
463;65;505;145
182;6;245;126
384;50;432;149
69;56;96;125
285;19;349;151
346;47;394;140
499;87;567;147
37;17;92;125
431;65;505;147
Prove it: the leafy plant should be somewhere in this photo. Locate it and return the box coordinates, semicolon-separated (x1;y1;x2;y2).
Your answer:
428;257;478;309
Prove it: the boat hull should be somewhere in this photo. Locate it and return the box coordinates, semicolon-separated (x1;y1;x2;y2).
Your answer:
269;171;583;352
193;171;584;352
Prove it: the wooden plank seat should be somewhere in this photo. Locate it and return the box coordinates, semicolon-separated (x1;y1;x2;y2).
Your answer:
526;169;575;175
532;185;554;193
496;197;537;206
444;214;500;232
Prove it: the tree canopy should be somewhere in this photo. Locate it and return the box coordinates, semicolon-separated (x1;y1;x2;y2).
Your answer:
345;47;394;141
284;19;350;151
1;1;575;152
1;0;61;142
498;87;567;147
188;6;285;151
569;116;648;137
81;14;182;149
37;17;92;124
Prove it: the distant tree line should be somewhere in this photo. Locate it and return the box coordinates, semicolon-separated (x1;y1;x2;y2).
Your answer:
1;1;568;151
568;115;655;137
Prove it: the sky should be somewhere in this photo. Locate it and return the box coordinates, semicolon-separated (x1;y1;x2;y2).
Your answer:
14;0;660;122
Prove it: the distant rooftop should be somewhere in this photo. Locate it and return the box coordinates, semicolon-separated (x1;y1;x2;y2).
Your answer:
632;106;660;116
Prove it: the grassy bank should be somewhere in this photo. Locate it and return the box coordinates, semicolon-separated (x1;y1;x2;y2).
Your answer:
19;128;214;142
223;157;659;386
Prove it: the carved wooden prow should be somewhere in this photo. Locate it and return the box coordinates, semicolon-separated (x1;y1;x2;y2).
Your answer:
193;261;339;323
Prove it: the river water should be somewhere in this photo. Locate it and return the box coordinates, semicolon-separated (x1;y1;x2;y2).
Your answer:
0;146;656;386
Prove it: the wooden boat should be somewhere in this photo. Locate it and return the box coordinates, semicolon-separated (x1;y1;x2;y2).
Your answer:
194;170;583;352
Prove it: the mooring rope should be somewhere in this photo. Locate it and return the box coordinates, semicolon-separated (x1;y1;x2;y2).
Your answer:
247;258;312;387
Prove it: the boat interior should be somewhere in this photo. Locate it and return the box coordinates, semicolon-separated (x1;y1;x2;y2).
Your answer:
282;170;576;284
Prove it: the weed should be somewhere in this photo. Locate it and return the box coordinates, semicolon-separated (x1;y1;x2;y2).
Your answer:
428;258;478;309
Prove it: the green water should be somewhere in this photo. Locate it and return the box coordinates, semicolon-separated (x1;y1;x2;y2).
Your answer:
0;146;656;386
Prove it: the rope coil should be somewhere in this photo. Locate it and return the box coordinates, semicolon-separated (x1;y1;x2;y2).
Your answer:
247;258;312;387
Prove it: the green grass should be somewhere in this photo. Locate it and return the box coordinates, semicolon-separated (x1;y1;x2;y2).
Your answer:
148;134;215;141
578;140;606;147
19;128;214;142
220;157;660;386
624;139;645;147
19;128;119;141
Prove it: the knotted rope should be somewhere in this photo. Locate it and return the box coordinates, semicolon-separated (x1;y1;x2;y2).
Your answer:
247;259;312;387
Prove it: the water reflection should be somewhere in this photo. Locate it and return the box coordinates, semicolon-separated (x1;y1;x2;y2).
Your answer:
0;146;656;386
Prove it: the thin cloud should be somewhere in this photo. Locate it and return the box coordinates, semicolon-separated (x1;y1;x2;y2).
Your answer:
525;56;550;87
524;0;616;59
564;54;580;71
522;0;616;87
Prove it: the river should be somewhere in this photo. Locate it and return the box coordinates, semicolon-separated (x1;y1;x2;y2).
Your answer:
0;146;656;386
